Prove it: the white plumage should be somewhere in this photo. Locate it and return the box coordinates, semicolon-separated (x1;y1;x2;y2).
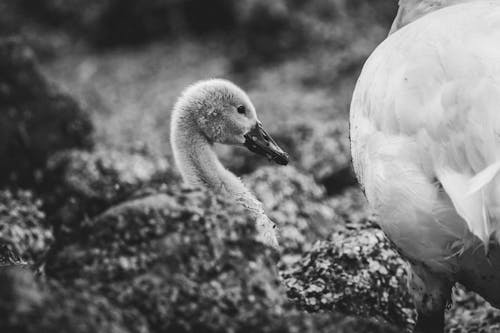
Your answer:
350;1;500;331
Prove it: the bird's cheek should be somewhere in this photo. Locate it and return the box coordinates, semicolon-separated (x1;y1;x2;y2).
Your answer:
226;122;247;145
232;133;246;145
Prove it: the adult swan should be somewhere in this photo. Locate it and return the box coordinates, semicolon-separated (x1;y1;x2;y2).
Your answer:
350;1;500;332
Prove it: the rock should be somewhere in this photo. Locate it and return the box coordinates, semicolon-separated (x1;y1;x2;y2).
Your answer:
324;186;374;228
0;266;43;324
0;190;53;265
45;186;397;332
446;284;500;333
282;228;415;331
0;266;145;333
274;119;354;192
244;167;375;268
0;37;93;187
0;266;397;333
244;166;342;261
45;187;285;332
43;147;176;246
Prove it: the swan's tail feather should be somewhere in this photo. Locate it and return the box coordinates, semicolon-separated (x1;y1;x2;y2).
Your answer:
436;166;496;247
467;161;500;195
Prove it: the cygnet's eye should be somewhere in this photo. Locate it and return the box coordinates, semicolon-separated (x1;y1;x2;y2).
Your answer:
237;105;246;114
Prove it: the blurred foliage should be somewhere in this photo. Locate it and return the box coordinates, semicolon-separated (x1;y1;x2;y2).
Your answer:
231;0;396;66
19;0;236;46
3;0;396;63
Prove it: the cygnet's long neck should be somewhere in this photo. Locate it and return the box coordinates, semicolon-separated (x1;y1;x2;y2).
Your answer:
171;109;264;215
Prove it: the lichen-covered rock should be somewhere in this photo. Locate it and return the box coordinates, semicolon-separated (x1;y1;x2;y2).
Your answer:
43;147;176;245
46;186;285;332
274;119;351;184
44;186;397;332
0;190;53;265
0;266;43;327
244;166;342;261
446;284;500;333
0;37;93;187
0;266;146;333
324;186;375;228
243;167;375;269
0;267;397;333
282;228;415;330
47;148;172;202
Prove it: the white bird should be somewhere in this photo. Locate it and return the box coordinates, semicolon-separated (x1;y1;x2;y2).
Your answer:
170;79;289;250
350;1;500;332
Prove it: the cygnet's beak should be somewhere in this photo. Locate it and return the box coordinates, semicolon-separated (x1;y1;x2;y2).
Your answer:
243;122;289;165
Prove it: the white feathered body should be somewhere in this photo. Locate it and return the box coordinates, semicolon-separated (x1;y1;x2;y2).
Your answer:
350;0;500;306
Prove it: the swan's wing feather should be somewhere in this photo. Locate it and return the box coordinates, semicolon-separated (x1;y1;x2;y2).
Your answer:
423;74;500;244
352;1;500;245
468;162;500;195
436;166;491;244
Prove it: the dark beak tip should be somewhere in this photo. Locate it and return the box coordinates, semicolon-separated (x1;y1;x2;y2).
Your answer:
277;153;289;166
244;124;290;166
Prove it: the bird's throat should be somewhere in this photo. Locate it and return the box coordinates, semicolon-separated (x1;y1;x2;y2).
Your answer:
171;113;263;214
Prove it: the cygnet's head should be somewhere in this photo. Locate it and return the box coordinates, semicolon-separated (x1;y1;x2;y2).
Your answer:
173;79;289;165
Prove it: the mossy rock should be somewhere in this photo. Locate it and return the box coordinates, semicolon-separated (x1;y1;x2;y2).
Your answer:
244;166;341;263
43;147;177;246
283;228;415;330
45;187;285;332
0;266;146;333
0;265;398;333
0;37;93;187
0;190;53;265
324;186;374;227
43;185;397;332
446;284;500;333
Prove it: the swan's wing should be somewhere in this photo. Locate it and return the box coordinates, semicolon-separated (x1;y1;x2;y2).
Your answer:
351;1;500;245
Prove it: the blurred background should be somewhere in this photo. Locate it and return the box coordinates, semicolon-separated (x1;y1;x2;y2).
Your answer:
0;0;396;157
